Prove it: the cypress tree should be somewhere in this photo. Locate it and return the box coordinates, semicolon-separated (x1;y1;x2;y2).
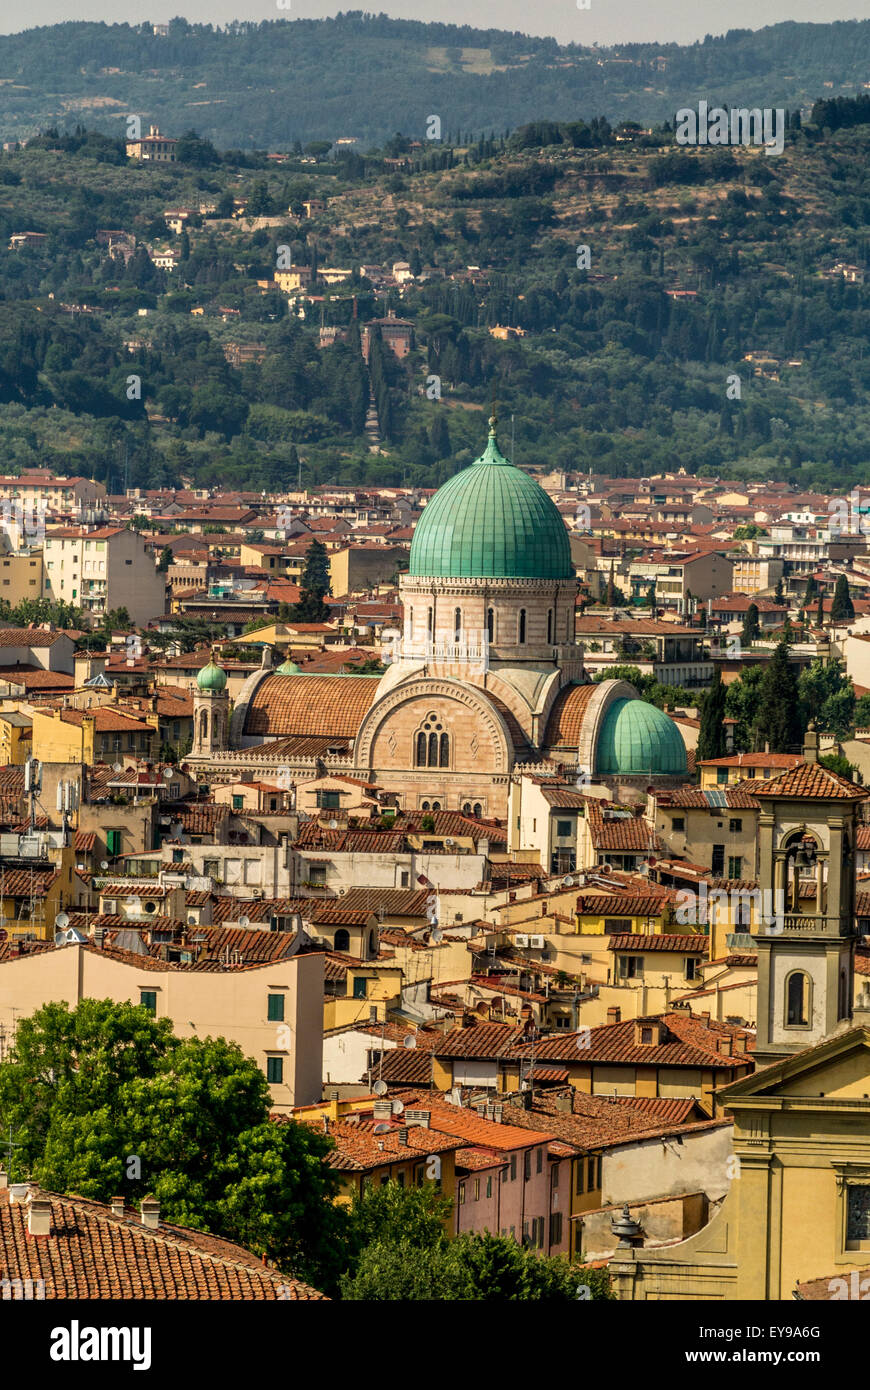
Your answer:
817;592;825;628
741;602;760;645
697;668;727;760
291;538;332;622
754;641;801;752
830;574;855;623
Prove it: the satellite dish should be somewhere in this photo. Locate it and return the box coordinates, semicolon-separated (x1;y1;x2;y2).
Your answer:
373;1079;388;1097
328;819;339;829
239;915;250;929
562;876;574;887
163;768;174;780
54;911;70;929
402;1034;417;1050
372;1121;391;1133
100;860;109;870
431;928;443;943
113;763;123;773
391;1099;404;1114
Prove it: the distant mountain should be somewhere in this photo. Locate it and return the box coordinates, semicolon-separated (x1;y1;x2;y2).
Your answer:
0;14;869;148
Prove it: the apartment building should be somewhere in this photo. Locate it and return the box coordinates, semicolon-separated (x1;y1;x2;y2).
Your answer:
43;526;167;625
0;471;106;514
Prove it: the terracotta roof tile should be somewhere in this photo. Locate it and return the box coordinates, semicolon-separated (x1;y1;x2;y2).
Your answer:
244;674;379;739
751;762;867;801
543;683;597;749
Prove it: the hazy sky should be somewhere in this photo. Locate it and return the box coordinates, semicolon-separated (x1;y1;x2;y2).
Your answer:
1;0;868;45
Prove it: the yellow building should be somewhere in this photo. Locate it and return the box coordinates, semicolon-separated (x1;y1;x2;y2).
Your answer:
0;551;43;605
698;753;803;788
0;711;32;765
31;706;158;764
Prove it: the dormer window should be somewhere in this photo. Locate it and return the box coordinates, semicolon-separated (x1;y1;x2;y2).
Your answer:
634;1019;662;1046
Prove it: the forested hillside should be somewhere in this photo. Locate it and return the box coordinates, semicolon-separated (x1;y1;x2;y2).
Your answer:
0;15;869;147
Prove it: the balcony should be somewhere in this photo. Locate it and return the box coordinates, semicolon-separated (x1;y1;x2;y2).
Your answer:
758;914;854;937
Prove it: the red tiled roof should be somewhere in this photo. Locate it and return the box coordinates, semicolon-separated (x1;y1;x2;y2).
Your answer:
607;933;707;952
244;674;379;739
751;763;867;801
0;1187;325;1299
513;1011;754;1068
543;683;597;749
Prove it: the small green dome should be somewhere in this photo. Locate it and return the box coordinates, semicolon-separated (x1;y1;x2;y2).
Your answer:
408;417;573;580
596;698;687;776
276;658;301;675
196;658;227;692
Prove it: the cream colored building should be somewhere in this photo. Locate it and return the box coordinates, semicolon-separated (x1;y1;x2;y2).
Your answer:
0;941;322;1110
43;526;166;626
0;551;43;605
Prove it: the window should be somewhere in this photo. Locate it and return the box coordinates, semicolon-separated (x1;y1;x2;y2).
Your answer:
416;732;427;766
556;819;573;838
474;1179;480;1200
427;607;434;637
551;1211;563;1244
641;1026;653;1043
266;1057;283;1085
473;803;482;817
400;871;410;888
439;732;449;767
203;859;219;878
711;845;725;877
547;608;553;644
847;1186;870;1241
510;1155;517;1181
106;829;122;858
486;607;494;642
728;855;742;879
486;1176;492;1198
353;976;367;999
575;1161;585;1195
458;1183;466;1206
308;865;327;887
729;818;743;833
232;794;244;810
518;608;526;644
267;993;285;1022
334;929;350;953
524;1151;531;1180
685;957;701;981
415;715;448;768
716;768;728;785
317;789;340;809
140;990;157;1015
172;849;183;863
786;970;810;1027
618;956;643;979
454;607;462;642
552;1165;560;1188
536;1147;543;1174
671;816;685;832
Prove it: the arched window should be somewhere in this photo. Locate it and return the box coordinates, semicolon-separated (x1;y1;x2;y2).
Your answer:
408;606;413;637
432;801;442;811
518;608;526;644
427;606;434;637
334;929;350;953
839;969;850;1020
462;801;472;814
368;929;377;956
428;732;438;766
547;608;553;644
439;732;449;767
421;801;431;811
786;970;811;1026
415;732;427;766
473;802;482;817
454;607;462;643
487;607;494;642
198;708;208;742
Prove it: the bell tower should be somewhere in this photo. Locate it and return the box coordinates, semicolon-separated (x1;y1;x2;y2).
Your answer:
752;735;866;1067
192;653;229;757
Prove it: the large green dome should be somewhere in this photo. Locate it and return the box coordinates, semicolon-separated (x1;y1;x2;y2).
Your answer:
596;697;687;776
408;418;573;580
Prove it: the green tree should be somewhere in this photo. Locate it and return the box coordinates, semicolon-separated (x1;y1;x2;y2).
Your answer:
754;641;801;752
817;592;825;628
697;668;727;760
723;663;766;752
798;659;855;739
774;578;785;606
741;603;761;644
0;1000;346;1293
291;538;332;622
343;1228;613;1301
818;752;861;782
802;574;817;605
830;574;855;623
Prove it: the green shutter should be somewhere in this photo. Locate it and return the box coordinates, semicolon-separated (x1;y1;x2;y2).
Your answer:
267;993;285;1022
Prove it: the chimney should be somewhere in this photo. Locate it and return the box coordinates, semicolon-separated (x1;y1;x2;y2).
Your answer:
8;1183;29;1205
94;927;105;950
606;1007;621;1025
803;722;819;765
140;1195;160;1229
700;1011;711;1024
26;1195;51;1237
555;1092;573;1113
719;1035;733;1056
110;1195;125;1217
734;1035;747;1053
398;1126;409;1146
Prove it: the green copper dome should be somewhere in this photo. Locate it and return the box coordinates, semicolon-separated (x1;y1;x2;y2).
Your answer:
196;657;227;692
596;698;687;776
408;417;573;580
275;658;301;675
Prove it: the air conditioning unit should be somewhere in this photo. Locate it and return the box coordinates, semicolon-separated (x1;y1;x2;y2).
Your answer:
516;934;529;947
444;837;454;846
529;935;545;949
